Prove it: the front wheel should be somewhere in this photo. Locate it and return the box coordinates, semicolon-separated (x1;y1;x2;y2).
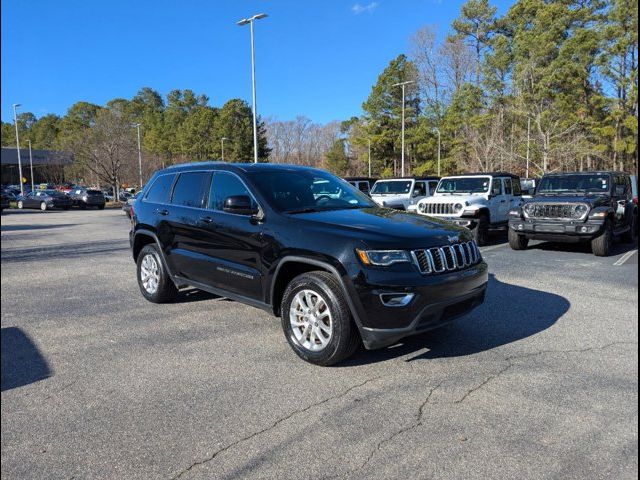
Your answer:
508;228;529;250
136;244;178;303
40;202;47;211
281;271;360;366
591;219;613;257
471;214;490;246
17;200;24;209
97;204;105;210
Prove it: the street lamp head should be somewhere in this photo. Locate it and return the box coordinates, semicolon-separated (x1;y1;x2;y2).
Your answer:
238;13;267;25
237;18;250;26
12;103;21;108
221;137;229;141
253;13;268;20
391;80;415;87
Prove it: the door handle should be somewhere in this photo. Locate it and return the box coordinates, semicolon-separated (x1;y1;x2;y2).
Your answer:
156;208;169;216
199;216;214;224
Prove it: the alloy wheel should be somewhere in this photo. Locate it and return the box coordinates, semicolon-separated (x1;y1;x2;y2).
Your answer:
140;254;160;294
289;289;333;352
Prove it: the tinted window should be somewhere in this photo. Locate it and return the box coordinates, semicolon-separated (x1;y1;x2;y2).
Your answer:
503;178;512;195
428;181;438;196
413;182;426;196
491;179;503;195
171;172;211;208
358;182;370;193
512;179;522;196
145;174;175;203
209;172;256;211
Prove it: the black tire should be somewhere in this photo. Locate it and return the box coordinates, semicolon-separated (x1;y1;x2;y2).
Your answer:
80;203;87;210
136;244;178;303
471;213;490;246
98;204;105;210
508;228;529;250
591;219;613;257
63;206;71;210
620;213;637;243
281;271;360;366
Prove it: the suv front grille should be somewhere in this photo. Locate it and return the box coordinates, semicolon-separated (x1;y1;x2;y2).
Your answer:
412;241;481;275
420;203;455;215
523;203;588;220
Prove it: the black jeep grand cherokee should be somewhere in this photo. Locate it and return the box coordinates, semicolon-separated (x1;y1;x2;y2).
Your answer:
130;163;488;365
509;171;638;256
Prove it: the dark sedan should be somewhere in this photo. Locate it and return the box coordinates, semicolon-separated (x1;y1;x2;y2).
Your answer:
17;190;72;211
69;187;106;209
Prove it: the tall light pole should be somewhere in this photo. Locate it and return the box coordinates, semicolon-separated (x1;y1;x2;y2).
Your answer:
221;137;229;161
525;117;531;179
133;123;143;189
391;81;414;177
433;127;441;176
237;13;268;164
12;103;24;196
27;139;35;192
368;138;372;178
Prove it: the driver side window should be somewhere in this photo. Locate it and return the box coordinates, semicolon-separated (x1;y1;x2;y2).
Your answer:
209;172;256;212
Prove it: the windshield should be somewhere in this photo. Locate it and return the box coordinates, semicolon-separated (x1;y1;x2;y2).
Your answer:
537;175;611;194
436;177;490;194
371;180;412;195
246;169;375;213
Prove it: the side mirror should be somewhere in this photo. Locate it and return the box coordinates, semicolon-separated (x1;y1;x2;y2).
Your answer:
223;195;258;216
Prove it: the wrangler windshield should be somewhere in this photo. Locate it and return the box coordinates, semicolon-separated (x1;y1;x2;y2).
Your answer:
436;177;490;194
247;169;374;214
537;175;611;194
371;181;412;195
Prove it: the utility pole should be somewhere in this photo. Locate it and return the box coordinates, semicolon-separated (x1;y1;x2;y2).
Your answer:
221;137;228;161
392;81;414;177
237;13;268;163
12;103;24;196
526;117;531;179
433;127;441;177
134;123;143;189
27;139;35;192
368;138;372;178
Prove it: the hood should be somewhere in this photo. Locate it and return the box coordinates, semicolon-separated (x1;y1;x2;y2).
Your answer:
288;207;471;249
370;193;410;206
421;193;487;206
527;194;611;207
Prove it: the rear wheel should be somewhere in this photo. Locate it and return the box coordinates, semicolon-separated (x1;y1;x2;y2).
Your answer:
136;244;178;303
471;213;490;246
508;228;529;250
281;271;360;366
98;204;105;210
17;200;23;209
591;219;613;257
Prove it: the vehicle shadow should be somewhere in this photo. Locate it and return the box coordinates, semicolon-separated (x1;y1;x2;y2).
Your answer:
1;327;53;392
342;274;570;366
176;288;230;303
1;224;76;232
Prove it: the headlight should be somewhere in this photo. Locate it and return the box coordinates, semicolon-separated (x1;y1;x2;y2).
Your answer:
523;204;535;216
82;195;88;201
453;203;463;213
418;203;426;212
573;204;589;219
356;249;411;266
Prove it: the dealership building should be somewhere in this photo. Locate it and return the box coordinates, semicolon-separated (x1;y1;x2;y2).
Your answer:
1;147;74;185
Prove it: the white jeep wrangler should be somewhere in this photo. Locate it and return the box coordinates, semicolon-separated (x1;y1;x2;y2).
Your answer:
370;177;440;211
415;173;523;246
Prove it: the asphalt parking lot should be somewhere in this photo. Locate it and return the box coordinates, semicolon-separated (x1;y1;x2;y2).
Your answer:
1;208;637;480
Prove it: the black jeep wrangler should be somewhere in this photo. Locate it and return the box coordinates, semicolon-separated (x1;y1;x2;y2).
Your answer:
508;171;638;256
130;162;488;365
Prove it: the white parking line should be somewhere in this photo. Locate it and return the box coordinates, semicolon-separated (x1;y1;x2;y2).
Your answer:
480;243;509;253
613;250;638;266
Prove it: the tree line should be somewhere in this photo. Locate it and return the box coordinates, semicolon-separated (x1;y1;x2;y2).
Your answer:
1;0;637;187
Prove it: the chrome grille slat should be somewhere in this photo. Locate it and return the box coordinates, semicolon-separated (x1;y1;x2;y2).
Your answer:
413;241;481;275
524;202;589;221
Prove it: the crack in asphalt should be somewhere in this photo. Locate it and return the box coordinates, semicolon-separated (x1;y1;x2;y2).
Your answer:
170;341;637;479
169;375;385;480
454;341;639;404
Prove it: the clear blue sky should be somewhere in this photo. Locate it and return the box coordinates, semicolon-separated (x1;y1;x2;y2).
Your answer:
2;0;512;124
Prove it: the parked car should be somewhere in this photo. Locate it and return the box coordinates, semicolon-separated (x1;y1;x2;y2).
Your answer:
370;176;440;211
344;177;377;196
122;192;141;218
415;173;523;246
130;163;487;365
16;190;72;211
1;190;10;212
68;187;106;209
508;171;637;256
119;191;134;202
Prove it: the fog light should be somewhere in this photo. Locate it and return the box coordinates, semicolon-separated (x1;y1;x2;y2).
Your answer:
380;293;415;307
580;226;589;233
518;224;524;230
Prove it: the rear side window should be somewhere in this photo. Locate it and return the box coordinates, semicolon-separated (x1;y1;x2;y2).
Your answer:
503;178;512;195
428;181;438;195
171;172;211;208
358;182;370;193
209;172;256;211
512;179;522;196
145;174;175;203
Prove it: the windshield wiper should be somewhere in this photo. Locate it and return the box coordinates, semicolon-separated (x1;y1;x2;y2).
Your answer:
284;207;321;214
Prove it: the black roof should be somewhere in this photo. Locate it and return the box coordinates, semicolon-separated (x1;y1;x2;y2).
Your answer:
446;172;520;179
375;176;441;181
163;161;330;175
1;147;74;166
542;171;622;176
344;177;377;182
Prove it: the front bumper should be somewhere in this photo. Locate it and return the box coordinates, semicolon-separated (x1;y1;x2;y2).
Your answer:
509;218;605;241
349;261;488;349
